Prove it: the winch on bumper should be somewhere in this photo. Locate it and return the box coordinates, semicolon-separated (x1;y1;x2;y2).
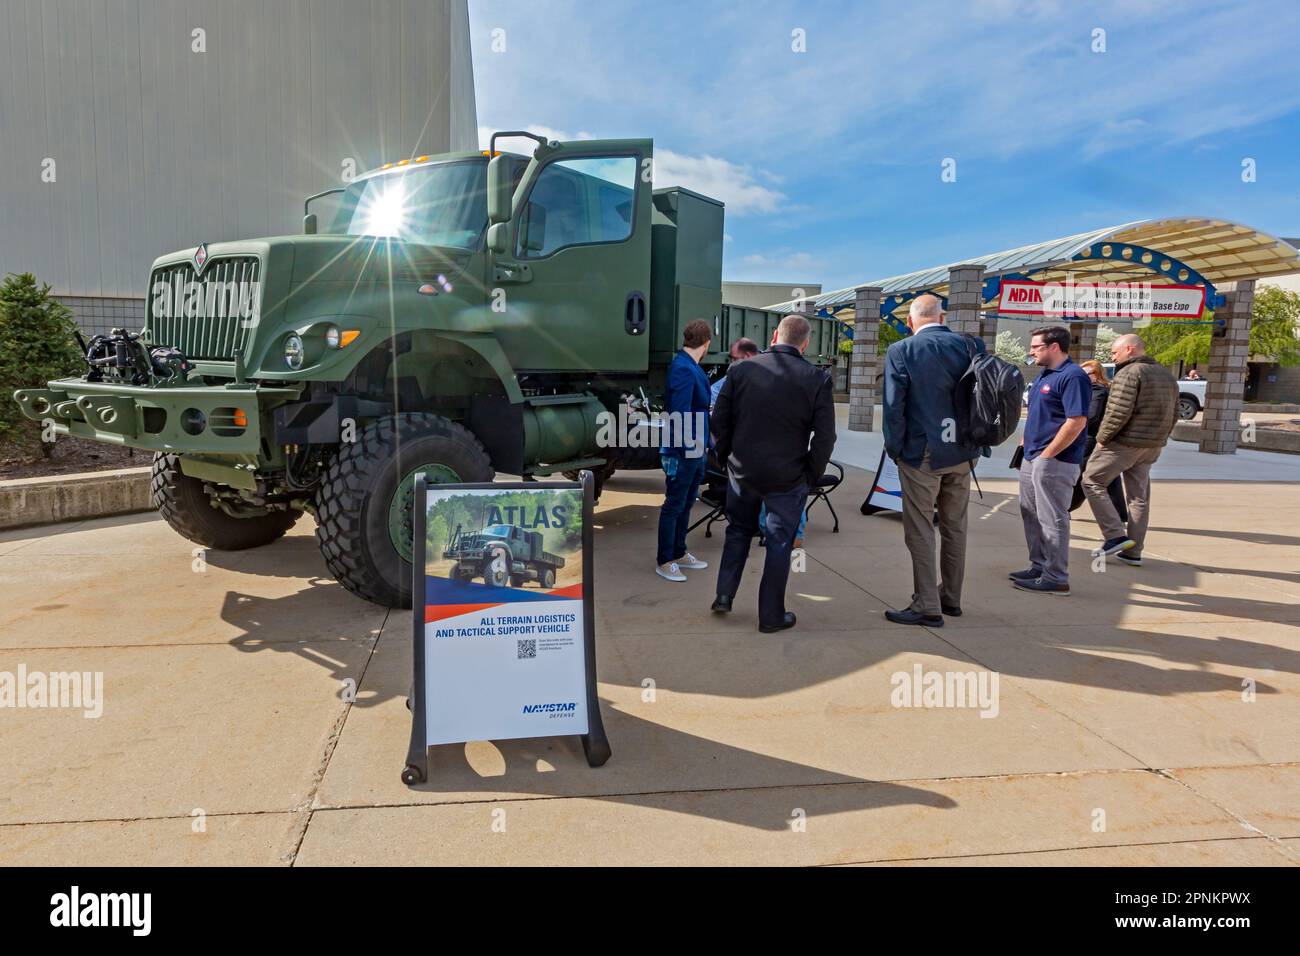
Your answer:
13;378;301;455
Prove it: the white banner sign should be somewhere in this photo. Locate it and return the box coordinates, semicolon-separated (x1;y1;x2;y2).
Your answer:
862;451;904;514
998;280;1206;319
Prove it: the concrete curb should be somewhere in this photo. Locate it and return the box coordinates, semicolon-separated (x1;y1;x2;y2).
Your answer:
1172;421;1300;454
0;466;153;530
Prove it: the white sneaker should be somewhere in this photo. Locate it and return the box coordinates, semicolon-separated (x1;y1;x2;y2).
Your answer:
679;552;709;570
656;562;687;582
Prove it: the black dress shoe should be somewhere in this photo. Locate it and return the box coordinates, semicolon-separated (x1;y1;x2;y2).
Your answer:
941;604;962;617
711;594;733;613
884;608;944;627
759;611;796;633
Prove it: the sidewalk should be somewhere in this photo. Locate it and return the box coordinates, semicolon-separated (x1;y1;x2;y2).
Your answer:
1;449;1297;865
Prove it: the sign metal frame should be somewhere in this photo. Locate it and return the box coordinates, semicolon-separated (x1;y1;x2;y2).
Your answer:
402;470;611;785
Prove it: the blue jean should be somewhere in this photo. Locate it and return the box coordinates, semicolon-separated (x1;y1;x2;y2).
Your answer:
656;454;706;566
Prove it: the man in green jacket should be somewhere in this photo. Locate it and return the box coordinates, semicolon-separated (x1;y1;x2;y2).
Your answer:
1082;334;1180;566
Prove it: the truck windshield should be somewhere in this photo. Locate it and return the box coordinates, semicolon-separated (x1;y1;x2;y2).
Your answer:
329;160;488;250
483;525;512;537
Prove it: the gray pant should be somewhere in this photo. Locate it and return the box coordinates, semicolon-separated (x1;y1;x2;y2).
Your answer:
1019;453;1080;585
1083;443;1162;556
898;453;973;615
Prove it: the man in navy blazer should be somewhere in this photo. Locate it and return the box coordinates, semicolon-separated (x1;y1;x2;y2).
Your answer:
881;294;987;627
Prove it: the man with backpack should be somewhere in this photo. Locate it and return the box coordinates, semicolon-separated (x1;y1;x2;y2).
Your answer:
881;295;993;627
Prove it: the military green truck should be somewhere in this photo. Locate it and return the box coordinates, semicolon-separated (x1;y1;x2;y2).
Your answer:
443;523;565;589
13;131;836;608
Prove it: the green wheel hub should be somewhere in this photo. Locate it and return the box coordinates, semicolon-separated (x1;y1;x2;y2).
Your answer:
388;463;461;563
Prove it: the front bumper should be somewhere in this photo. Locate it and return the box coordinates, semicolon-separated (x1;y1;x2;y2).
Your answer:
13;378;302;455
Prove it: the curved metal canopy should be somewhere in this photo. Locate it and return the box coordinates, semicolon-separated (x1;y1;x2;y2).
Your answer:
769;218;1300;320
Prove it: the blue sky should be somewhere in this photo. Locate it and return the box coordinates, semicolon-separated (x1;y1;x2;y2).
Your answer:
469;0;1300;294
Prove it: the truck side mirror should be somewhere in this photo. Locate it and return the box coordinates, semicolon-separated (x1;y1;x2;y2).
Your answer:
487;155;513;225
303;213;317;235
487;223;509;254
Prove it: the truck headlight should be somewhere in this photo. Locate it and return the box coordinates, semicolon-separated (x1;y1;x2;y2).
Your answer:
284;334;305;370
325;326;340;349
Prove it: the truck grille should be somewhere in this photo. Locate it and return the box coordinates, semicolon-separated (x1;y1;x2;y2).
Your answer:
148;256;262;360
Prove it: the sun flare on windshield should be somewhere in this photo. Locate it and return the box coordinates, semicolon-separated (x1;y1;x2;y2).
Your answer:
357;177;408;238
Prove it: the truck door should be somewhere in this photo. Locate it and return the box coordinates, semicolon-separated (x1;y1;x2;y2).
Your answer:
492;140;653;374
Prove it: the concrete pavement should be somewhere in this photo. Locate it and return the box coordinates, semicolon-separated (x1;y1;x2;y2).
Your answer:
1;445;1297;865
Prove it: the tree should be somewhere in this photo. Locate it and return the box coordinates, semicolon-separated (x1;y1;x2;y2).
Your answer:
834;317;904;358
0;273;84;459
877;319;905;354
994;329;1024;364
1094;324;1119;362
1143;285;1300;368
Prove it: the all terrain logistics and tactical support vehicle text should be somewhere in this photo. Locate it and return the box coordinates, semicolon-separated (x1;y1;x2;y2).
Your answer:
13;131;837;607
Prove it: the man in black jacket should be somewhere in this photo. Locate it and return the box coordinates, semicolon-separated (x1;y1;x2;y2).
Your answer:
710;314;836;633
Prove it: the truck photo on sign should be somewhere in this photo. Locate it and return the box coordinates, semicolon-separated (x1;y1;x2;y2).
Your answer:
402;471;610;785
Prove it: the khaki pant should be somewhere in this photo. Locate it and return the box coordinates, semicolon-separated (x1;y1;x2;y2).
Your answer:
898;454;973;615
1082;443;1162;556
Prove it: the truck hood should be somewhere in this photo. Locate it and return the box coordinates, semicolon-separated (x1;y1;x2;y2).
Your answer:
288;235;474;285
150;234;474;286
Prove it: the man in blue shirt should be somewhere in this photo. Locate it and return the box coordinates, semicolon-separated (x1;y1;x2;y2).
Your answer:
1012;325;1091;595
709;337;759;410
656;319;713;582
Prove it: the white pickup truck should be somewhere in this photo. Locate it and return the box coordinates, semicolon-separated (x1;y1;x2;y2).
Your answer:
1022;363;1207;420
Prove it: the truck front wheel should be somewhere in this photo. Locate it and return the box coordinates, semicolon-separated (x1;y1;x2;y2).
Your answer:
482;546;511;588
151;453;300;550
316;413;494;608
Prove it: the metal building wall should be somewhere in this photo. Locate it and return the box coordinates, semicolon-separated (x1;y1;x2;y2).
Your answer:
0;0;476;304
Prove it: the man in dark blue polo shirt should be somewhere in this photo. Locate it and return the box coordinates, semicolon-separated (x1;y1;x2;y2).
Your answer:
1012;325;1091;595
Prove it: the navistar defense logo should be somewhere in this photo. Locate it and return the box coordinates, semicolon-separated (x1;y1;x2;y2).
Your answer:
192;242;209;274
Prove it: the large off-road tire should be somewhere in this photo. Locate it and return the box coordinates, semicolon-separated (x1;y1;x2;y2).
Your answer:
151;453;300;550
562;458;616;499
315;413;493;608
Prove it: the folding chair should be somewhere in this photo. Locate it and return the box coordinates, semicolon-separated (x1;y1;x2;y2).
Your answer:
803;459;844;533
687;452;729;538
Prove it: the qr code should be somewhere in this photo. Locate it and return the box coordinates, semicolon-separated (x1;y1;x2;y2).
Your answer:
517;639;537;659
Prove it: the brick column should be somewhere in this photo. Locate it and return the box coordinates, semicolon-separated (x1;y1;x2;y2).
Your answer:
1199;280;1254;454
946;264;984;338
848;285;882;432
1069;321;1097;362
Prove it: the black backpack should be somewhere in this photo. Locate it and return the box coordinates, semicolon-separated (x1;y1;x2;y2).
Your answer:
955;335;1024;447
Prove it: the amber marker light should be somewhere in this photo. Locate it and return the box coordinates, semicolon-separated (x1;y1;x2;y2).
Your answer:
232;409;248;427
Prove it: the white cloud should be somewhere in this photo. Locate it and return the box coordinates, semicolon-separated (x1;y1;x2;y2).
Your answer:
654;150;784;215
731;250;819;281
